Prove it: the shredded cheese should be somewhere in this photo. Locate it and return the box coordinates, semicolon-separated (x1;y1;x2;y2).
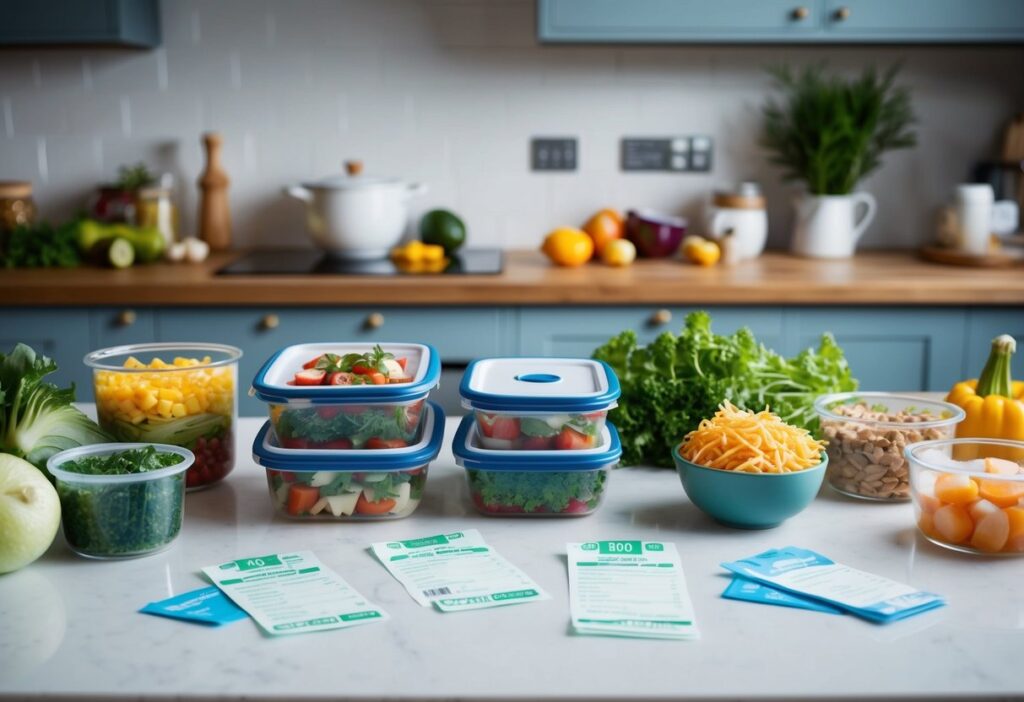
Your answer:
679;401;826;474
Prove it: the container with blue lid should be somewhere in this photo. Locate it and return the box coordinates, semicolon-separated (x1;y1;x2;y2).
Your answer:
251;342;440;450
452;413;621;517
253;401;444;521
458;357;620;450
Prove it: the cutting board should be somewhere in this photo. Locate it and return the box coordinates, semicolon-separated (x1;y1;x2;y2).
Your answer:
920;245;1023;268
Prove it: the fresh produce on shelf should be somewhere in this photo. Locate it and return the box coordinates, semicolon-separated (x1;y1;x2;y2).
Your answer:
541;226;593;267
92;353;235;488
682;236;721;267
390;240;447;272
593;310;857;467
466;468;606;515
75;219;166;264
601;238;636;267
267;468;426;519
289;345;413;386
946;335;1024;455
419;209;466;254
0;453;61;574
474;411;606;450
273;400;424;449
0;221;82;268
0;343;110;474
582;208;625;255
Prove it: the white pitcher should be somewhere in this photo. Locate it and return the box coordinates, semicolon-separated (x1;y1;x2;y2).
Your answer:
791;193;877;259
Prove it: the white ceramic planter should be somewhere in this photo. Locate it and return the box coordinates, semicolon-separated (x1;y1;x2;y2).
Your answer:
791;192;877;259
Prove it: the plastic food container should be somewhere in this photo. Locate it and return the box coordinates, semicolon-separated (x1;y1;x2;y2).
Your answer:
458;357;620;450
47;443;192;560
814;392;964;502
907;438;1024;555
251;342;440;450
252;401;444;520
452;414;621;516
86;343;241;490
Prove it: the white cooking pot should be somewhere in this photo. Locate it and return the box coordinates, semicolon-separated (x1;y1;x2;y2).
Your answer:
284;161;427;259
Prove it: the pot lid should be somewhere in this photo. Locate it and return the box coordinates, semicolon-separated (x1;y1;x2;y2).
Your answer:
301;159;406;191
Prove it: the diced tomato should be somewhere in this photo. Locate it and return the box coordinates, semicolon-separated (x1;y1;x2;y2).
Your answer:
355;492;397;515
564;498;591;514
478;415;521;440
406;467;423;476
396;357;408;371
326;372;355;385
365;437;408;449
583;412;606;421
293;369;326;385
317;438;353;449
352;364;373;376
302;355;324;370
554;426;595;450
280;437;311;449
317;406;342;420
522;436;554;450
286;484;321;515
369;372;387;385
278;471;296;483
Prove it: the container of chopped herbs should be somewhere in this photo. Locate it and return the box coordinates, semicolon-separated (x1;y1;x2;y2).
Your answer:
46;443;192;559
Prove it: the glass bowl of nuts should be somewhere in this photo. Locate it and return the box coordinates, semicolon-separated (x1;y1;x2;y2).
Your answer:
814;393;965;502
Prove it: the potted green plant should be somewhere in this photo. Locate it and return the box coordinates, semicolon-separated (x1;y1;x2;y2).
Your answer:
760;65;917;258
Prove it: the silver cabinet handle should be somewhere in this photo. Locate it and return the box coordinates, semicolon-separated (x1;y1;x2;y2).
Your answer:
260;313;280;331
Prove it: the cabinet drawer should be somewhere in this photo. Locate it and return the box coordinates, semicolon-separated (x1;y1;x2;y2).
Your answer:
823;0;1024;41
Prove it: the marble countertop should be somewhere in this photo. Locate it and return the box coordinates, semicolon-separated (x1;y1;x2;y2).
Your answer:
1;414;1022;702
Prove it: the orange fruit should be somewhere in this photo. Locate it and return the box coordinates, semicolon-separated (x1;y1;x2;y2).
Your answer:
977;478;1024;508
970;509;1010;553
933;504;974;544
934;473;979;505
541;227;594;267
582;209;624;254
1005;507;1024;552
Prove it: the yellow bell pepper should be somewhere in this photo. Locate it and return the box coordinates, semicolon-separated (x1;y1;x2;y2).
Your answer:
946;334;1024;459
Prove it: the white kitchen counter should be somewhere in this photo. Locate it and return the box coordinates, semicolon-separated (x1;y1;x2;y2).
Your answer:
1;413;1022;702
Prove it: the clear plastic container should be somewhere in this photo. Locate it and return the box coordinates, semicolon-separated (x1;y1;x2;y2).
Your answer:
814;392;964;502
47;443;193;560
907;438;1024;556
85;343;240;490
252;401;444;521
251;342;440;450
459;357;620;451
452;414;621;516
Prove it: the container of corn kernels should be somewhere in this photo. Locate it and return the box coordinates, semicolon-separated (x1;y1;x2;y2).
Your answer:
85;343;241;490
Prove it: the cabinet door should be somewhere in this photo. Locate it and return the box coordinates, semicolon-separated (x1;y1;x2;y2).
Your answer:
0;308;92;395
794;308;966;392
90;307;157;349
0;0;160;47
823;0;1024;41
539;0;825;42
518;307;785;358
964;309;1024;381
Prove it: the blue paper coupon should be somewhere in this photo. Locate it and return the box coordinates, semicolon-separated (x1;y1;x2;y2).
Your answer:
140;586;248;626
722;577;843;615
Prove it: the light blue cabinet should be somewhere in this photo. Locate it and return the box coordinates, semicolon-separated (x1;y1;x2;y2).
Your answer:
0;309;92;394
538;0;1024;43
0;0;160;48
965;309;1024;381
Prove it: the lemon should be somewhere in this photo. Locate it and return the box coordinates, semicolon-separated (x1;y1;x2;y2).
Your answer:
601;238;636;267
541;227;594;267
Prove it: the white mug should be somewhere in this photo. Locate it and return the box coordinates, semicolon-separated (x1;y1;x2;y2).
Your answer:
708;208;768;260
955;184;994;256
792;193;877;259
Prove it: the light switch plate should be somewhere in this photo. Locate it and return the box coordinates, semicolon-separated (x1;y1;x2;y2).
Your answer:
531;137;577;171
621;136;713;172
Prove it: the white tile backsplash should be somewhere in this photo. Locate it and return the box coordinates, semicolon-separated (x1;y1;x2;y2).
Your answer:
0;0;1021;251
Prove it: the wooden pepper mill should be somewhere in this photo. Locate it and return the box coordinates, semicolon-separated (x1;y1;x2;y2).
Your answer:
197;132;231;250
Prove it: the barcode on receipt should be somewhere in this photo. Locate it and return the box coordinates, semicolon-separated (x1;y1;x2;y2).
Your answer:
422;587;452;597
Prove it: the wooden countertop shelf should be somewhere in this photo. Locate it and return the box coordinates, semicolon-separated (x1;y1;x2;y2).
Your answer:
1;250;1021;307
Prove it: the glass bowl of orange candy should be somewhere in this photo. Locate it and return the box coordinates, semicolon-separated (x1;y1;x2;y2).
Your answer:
86;343;242;490
907;439;1024;555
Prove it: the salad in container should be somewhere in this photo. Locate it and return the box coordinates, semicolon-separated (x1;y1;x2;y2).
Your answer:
458;357;620;450
452;413;621;516
86;343;240;490
47;443;192;559
252;401;444;520
251;342;440;450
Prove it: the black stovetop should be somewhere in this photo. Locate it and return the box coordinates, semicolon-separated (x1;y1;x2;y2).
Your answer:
216;249;503;276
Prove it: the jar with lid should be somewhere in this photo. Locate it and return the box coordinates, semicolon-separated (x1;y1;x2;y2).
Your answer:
705;181;767;261
0;181;37;231
136;175;179;246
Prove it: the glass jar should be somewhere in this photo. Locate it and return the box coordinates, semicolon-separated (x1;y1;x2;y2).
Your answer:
136;181;178;246
0;181;36;231
85;343;242;490
815;392;964;502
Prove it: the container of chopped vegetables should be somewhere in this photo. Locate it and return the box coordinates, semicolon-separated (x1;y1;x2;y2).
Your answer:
458;357;620;450
46;443;192;559
85;343;241;490
251;342;440;451
452;413;621;516
252;401;444;520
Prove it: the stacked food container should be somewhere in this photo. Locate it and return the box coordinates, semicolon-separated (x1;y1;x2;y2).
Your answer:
250;342;444;520
453;358;622;516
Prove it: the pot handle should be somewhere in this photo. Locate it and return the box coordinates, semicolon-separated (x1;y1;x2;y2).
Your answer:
405;182;428;199
283;185;313;203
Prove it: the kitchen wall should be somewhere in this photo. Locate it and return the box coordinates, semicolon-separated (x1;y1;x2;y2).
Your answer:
1;0;1022;251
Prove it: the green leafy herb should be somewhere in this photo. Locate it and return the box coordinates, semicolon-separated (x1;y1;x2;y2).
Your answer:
1;221;82;268
760;64;916;195
468;470;606;514
62;446;182;476
276;405;417;447
0;343;111;474
592;311;857;468
519;417;559;438
114;162;155;191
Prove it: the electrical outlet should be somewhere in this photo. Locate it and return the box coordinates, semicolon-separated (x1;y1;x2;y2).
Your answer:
621;136;713;173
531;137;577;171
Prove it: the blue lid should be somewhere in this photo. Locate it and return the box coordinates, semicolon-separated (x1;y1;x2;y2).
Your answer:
251;342;440;404
253;402;445;471
459;357;620;413
451;414;621;472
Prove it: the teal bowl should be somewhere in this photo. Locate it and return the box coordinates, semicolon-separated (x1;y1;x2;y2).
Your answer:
672;448;827;529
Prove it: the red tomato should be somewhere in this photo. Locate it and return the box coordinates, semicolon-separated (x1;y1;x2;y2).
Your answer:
317;406;342;420
521;436;554;450
317;438;353;449
281;437;311;449
478;415;521;440
564;498;591;514
286;484;321;515
355;493;397;515
365;437;409;449
293;369;326;385
302;355;324;370
352;364;373;376
554;427;594;450
396;357;408;371
326;372;355;385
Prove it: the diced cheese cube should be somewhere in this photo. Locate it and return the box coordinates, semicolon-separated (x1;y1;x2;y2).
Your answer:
326;493;360;517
